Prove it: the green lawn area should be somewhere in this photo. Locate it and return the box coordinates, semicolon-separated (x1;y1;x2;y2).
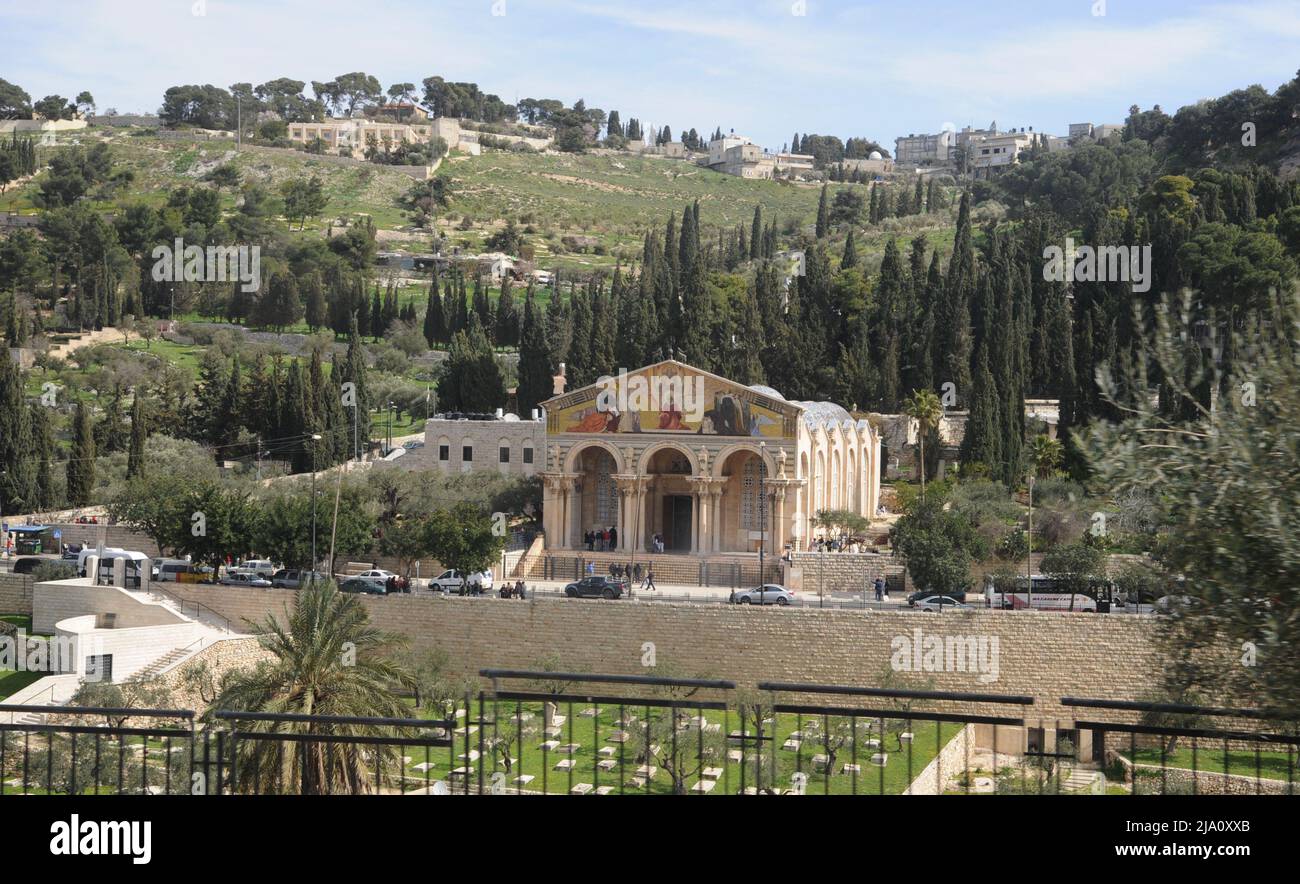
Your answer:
0;669;44;701
1124;746;1297;783
400;698;960;795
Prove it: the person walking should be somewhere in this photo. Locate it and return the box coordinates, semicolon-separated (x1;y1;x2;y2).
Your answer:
609;525;618;549
644;565;656;592
873;574;885;603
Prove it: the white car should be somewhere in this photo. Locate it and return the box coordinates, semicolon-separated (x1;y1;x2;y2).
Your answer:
430;569;493;595
730;584;795;606
349;569;397;590
221;571;272;588
912;595;971;612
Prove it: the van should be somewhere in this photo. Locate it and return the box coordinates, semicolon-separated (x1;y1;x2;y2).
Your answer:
82;549;155;588
77;546;126;576
157;558;199;582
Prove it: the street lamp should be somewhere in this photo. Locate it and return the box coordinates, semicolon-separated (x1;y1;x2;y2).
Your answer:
310;434;322;574
1026;472;1036;610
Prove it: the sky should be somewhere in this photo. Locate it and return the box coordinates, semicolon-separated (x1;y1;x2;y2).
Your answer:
2;0;1298;150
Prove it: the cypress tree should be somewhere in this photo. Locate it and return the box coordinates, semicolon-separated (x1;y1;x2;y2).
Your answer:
815;184;830;238
494;275;518;348
840;228;859;270
516;288;554;418
913;177;925;214
750;205;762;261
423;270;446;347
66;401;96;507
339;318;370;460
126;394;147;480
566;286;594;386
934;191;974;404
28;403;53;509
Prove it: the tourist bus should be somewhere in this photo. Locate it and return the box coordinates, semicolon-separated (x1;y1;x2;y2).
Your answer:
982;574;1112;612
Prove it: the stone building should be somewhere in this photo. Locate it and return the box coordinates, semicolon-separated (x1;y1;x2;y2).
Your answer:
286;118;433;157
539;361;881;556
400;411;546;477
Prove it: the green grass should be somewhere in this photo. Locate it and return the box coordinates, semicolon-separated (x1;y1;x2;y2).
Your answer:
0;669;44;701
1124;746;1297;782
400;698;960;795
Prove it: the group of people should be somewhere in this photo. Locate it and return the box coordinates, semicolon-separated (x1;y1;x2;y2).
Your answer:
608;561;657;590
584;527;619;551
499;579;527;599
651;534;665;553
811;536;869;553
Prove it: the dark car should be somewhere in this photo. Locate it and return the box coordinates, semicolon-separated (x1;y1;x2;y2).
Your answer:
12;556;46;575
563;576;624;599
908;588;966;606
339;576;386;595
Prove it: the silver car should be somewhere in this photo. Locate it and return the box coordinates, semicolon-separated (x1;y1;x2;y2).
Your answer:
913;595;970;612
730;584;795;606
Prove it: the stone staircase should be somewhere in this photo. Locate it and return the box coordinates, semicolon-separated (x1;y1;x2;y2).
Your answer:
1061;768;1103;793
132;646;192;680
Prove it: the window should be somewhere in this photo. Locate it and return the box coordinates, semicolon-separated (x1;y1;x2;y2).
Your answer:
523;446;533;464
462;445;473;462
742;458;769;531
499;446;510;464
439;444;449;462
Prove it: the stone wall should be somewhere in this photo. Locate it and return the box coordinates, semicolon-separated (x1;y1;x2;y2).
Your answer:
0;573;32;613
164;583;1164;720
906;723;974;795
155;637;274;711
788;552;907;594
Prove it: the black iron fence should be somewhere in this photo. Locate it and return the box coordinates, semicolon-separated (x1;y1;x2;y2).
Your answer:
1;683;1296;796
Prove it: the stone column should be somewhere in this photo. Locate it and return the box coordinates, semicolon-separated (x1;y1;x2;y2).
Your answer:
773;485;787;553
709;486;724;553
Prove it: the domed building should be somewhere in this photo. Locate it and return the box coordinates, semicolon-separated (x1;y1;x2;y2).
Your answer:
540;360;880;557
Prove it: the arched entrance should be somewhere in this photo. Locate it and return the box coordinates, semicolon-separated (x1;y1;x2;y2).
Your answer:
716;447;769;553
639;444;697;553
565;442;625;549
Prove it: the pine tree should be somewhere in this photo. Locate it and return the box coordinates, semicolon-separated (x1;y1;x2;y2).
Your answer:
126;393;147;480
66;400;96;507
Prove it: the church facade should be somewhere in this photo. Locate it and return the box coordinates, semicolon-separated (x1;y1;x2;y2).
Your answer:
539;361;881;556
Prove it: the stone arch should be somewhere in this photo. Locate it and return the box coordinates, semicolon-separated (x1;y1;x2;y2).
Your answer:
710;442;778;479
636;440;700;475
563;439;626;474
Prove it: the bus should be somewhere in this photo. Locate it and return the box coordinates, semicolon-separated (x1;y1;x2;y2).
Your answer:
983;574;1111;612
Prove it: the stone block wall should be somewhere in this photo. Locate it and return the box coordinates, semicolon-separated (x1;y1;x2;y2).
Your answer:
165;583;1164;720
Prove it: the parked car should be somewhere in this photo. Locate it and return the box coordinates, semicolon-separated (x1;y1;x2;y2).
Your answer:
563;576;625;599
235;560;277;580
12;556;47;575
339;576;386;595
913;595;970;612
271;569;326;589
730;584;795;606
220;571;273;588
61;544;83;561
908;588;966;606
430;569;493;595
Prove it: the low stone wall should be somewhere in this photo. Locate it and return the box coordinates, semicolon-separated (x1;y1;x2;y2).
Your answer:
906;723;975;795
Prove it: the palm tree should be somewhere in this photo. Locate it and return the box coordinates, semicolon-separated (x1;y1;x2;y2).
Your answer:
1030;434;1063;478
212;580;418;794
903;389;943;501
